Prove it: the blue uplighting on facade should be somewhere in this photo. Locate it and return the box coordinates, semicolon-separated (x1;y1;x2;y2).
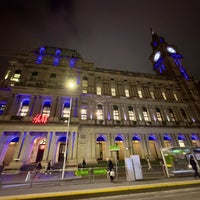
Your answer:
53;57;60;66
36;55;43;64
153;41;157;47
70;58;75;68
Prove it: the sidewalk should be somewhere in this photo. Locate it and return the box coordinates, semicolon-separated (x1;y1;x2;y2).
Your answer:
1;171;200;200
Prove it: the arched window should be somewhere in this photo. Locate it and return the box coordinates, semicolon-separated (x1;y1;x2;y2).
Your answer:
0;102;6;116
18;99;30;116
42;100;51;117
62;100;71;118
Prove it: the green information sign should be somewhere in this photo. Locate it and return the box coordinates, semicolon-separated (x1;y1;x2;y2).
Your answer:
75;169;89;176
109;145;120;151
93;169;107;175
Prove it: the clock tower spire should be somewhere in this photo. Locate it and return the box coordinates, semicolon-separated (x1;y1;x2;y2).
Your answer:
149;29;190;80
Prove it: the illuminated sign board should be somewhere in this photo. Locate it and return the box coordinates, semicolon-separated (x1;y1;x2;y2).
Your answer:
32;114;48;124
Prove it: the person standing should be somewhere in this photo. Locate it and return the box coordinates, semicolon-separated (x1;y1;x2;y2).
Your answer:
190;155;200;179
146;156;153;170
82;159;86;168
107;159;114;182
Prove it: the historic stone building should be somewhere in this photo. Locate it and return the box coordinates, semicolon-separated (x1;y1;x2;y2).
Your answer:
0;31;200;170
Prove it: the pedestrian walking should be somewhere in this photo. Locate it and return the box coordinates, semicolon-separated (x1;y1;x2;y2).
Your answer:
146;156;153;170
190;155;200;179
107;158;114;182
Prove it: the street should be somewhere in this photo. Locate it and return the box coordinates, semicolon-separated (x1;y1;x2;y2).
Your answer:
86;187;200;200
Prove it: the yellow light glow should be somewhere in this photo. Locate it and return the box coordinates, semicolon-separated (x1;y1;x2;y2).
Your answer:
65;79;77;90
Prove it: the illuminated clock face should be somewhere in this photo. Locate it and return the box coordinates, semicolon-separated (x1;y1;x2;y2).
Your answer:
167;46;176;53
153;51;161;62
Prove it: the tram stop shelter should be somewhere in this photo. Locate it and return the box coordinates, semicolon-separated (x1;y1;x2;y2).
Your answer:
161;146;200;177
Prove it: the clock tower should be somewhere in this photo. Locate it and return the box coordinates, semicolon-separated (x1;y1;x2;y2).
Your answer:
149;29;190;80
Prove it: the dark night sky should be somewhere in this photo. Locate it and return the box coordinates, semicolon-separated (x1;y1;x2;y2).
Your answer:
0;0;200;80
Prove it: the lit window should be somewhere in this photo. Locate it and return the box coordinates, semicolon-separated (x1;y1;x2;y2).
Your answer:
18;99;30;116
4;70;11;80
0;102;6;115
82;89;87;94
82;80;88;87
97;86;101;95
162;92;167;100
156;107;162;122
128;106;136;121
96;104;103;120
81;108;87;120
169;108;175;122
173;93;178;101
125;89;130;97
111;88;116;96
138;90;143;98
150;91;155;99
42;100;51;117
142;107;150;121
62;100;71;118
113;105;120;120
10;70;21;82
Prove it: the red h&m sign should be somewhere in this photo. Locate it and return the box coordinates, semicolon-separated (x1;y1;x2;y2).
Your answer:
32;114;49;124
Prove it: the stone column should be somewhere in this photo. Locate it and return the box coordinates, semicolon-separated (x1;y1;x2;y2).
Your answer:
42;131;52;161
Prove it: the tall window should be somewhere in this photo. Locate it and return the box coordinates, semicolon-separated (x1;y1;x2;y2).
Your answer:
138;90;143;98
150;91;155;99
18;99;30;116
156;107;162;121
31;72;38;81
169;108;175;122
96;86;102;95
128;106;136;121
113;105;120;120
49;73;56;82
162;92;167;100
125;89;130;97
10;70;21;82
81;107;87;120
62;100;71;118
0;102;6;115
173;93;178;101
82;77;88;87
42;100;51;117
4;70;11;80
82;77;88;93
180;108;187;121
96;104;103;120
111;88;116;96
142;107;150;121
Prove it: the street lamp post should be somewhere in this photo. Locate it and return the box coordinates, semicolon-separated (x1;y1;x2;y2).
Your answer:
61;97;72;180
